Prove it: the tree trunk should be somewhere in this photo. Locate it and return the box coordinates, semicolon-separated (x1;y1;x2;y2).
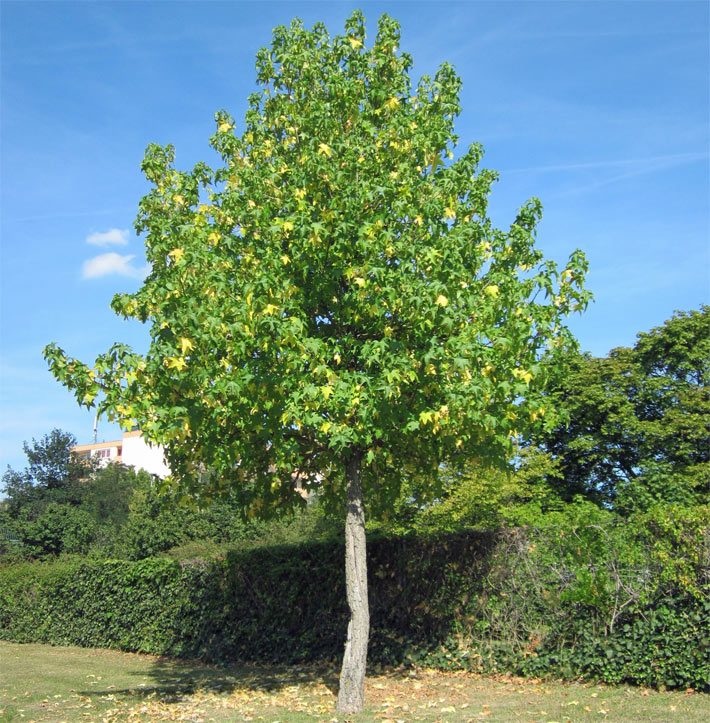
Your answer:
336;449;369;714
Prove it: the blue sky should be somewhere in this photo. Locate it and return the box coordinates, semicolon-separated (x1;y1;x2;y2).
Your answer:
1;0;708;472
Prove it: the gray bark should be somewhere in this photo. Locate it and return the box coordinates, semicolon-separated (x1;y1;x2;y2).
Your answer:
336;449;369;714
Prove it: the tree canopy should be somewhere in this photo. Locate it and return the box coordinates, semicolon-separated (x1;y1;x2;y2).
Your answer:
45;12;589;515
1;429;91;517
534;306;709;511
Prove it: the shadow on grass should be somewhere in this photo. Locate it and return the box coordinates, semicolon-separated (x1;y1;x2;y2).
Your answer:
78;655;341;706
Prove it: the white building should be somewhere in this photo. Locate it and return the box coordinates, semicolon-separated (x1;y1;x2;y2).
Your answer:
72;430;170;478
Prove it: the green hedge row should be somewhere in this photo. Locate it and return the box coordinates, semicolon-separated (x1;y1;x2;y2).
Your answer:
1;530;707;690
0;533;495;663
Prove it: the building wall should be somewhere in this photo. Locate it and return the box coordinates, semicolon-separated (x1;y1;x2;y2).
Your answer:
73;441;122;467
121;431;170;478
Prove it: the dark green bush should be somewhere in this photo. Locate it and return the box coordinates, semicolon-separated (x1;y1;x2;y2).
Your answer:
0;520;707;691
17;503;97;558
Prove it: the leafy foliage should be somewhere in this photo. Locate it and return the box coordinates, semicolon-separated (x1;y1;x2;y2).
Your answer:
533;307;709;510
15;503;97;558
1;511;706;690
1;431;150;559
1;429;93;517
0;427;340;561
115;494;340;561
376;447;563;535
44;11;589;519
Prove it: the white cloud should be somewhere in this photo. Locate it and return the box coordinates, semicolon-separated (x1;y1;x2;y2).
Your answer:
85;228;130;246
82;253;149;280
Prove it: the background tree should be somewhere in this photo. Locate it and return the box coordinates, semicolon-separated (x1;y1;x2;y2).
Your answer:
1;429;92;517
534;306;709;511
17;502;96;558
1;430;143;558
45;12;589;712
24;428;80;490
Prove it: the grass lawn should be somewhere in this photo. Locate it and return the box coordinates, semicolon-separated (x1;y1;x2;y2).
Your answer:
0;641;707;722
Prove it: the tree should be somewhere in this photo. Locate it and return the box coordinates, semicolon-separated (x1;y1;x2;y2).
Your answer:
1;428;92;517
380;446;565;535
44;12;589;712
23;428;79;490
18;502;96;558
534;307;709;511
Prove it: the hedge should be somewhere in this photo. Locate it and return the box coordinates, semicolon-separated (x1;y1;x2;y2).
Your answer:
1;530;707;690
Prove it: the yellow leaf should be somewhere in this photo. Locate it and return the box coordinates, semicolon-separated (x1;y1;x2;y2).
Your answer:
354;276;366;288
436;294;449;307
333;352;341;365
318;142;333;158
521;370;533;384
208;231;220;245
165;357;187;371
280;254;290;265
282;220;294;233
218;121;233;133
179;337;194;355
169;248;185;263
444;206;456;220
484;284;500;299
263;303;279;316
320;385;333;400
348;36;363;50
384;96;400;111
172;194;185;206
